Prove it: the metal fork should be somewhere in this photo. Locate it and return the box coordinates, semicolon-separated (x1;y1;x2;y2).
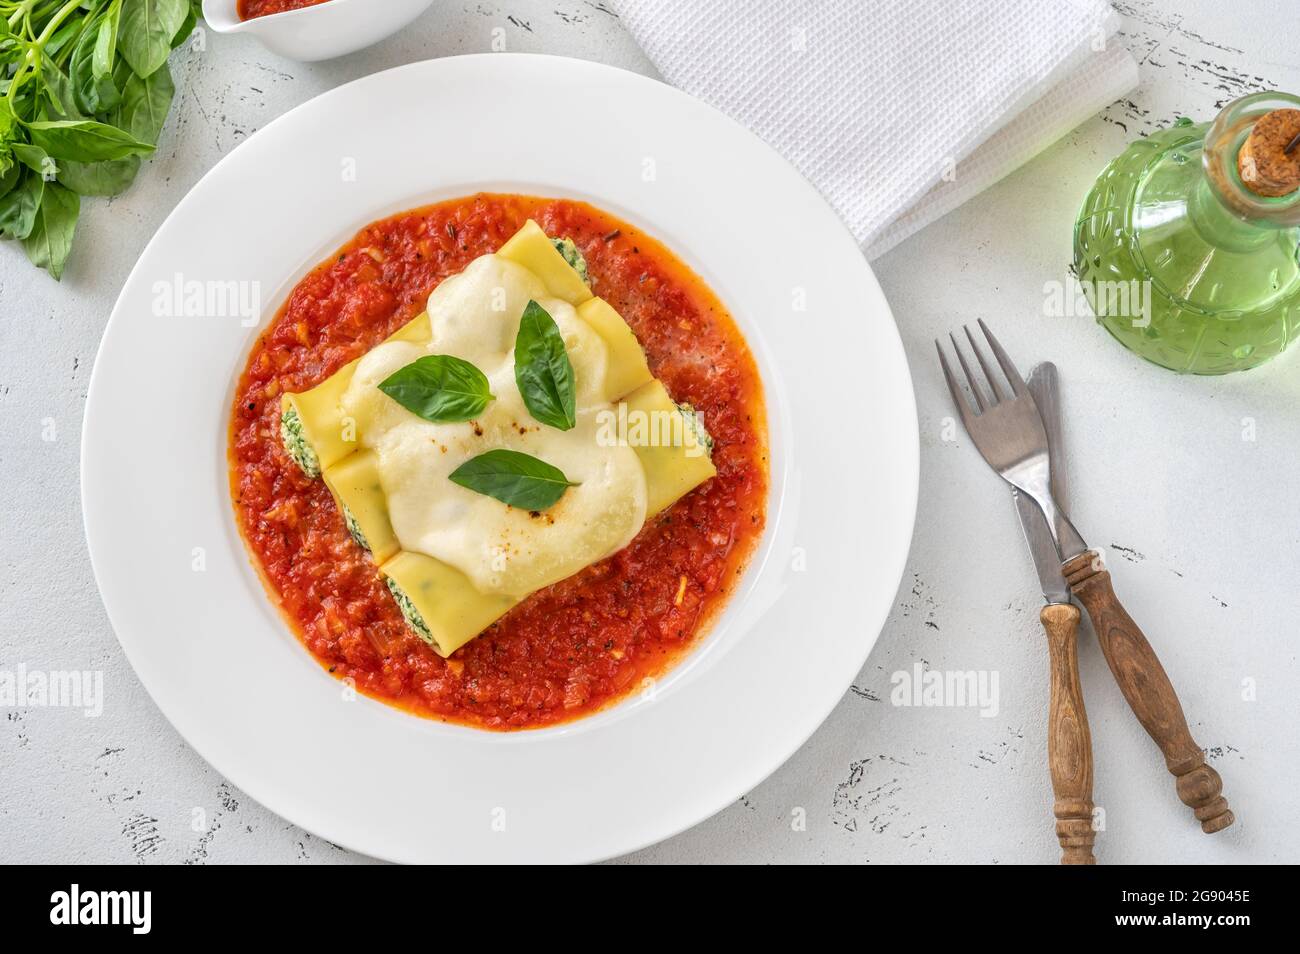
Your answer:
935;319;1085;562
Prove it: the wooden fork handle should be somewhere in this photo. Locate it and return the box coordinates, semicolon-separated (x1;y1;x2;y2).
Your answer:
1064;552;1234;834
1040;603;1096;864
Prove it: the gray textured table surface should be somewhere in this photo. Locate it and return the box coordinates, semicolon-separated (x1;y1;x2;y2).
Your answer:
2;0;1297;864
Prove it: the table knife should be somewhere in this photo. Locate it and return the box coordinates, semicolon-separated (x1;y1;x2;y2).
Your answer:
1015;363;1095;865
1030;375;1235;835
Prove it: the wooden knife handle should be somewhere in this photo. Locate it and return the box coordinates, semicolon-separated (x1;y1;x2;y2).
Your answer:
1040;603;1097;864
1064;552;1234;833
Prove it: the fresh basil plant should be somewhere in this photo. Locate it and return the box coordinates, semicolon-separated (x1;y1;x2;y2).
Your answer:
0;0;200;279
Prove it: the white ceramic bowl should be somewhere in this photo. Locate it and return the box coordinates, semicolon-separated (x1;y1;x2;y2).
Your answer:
202;0;434;61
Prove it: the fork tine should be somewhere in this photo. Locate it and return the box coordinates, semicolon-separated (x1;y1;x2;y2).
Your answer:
936;339;977;426
949;332;987;412
977;318;1027;395
964;325;1006;404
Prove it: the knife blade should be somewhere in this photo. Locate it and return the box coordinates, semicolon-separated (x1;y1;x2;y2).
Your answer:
1014;362;1070;604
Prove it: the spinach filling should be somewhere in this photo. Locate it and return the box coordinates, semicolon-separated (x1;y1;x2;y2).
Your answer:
385;577;435;647
279;405;321;479
676;403;714;455
551;237;589;284
340;503;369;551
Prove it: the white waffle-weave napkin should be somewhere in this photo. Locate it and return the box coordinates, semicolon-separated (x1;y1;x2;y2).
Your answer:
612;0;1138;258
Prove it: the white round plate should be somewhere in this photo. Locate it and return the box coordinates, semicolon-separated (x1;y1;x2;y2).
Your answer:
83;54;917;863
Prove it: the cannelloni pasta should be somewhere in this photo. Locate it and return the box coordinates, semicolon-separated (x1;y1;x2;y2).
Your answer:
279;221;717;656
280;311;431;476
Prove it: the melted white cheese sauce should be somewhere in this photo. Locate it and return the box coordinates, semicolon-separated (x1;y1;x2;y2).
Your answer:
341;255;647;598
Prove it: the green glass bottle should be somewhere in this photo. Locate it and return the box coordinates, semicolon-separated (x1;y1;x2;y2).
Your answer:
1075;92;1300;374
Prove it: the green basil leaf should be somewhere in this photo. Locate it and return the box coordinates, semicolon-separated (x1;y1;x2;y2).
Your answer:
40;60;83;121
0;171;44;240
25;119;153;162
514;299;577;431
113;62;173;145
0;160;20;201
171;2;197;50
10;143;56;179
93;2;123;80
378;354;495;423
43;18;81;60
118;0;189;78
58;156;140;196
71;13;121;116
23;181;79;280
449;449;579;511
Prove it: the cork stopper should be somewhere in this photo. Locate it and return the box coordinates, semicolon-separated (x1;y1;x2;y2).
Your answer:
1237;108;1300;197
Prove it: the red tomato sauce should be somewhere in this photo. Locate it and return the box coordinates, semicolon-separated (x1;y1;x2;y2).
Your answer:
238;0;331;20
229;194;768;730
